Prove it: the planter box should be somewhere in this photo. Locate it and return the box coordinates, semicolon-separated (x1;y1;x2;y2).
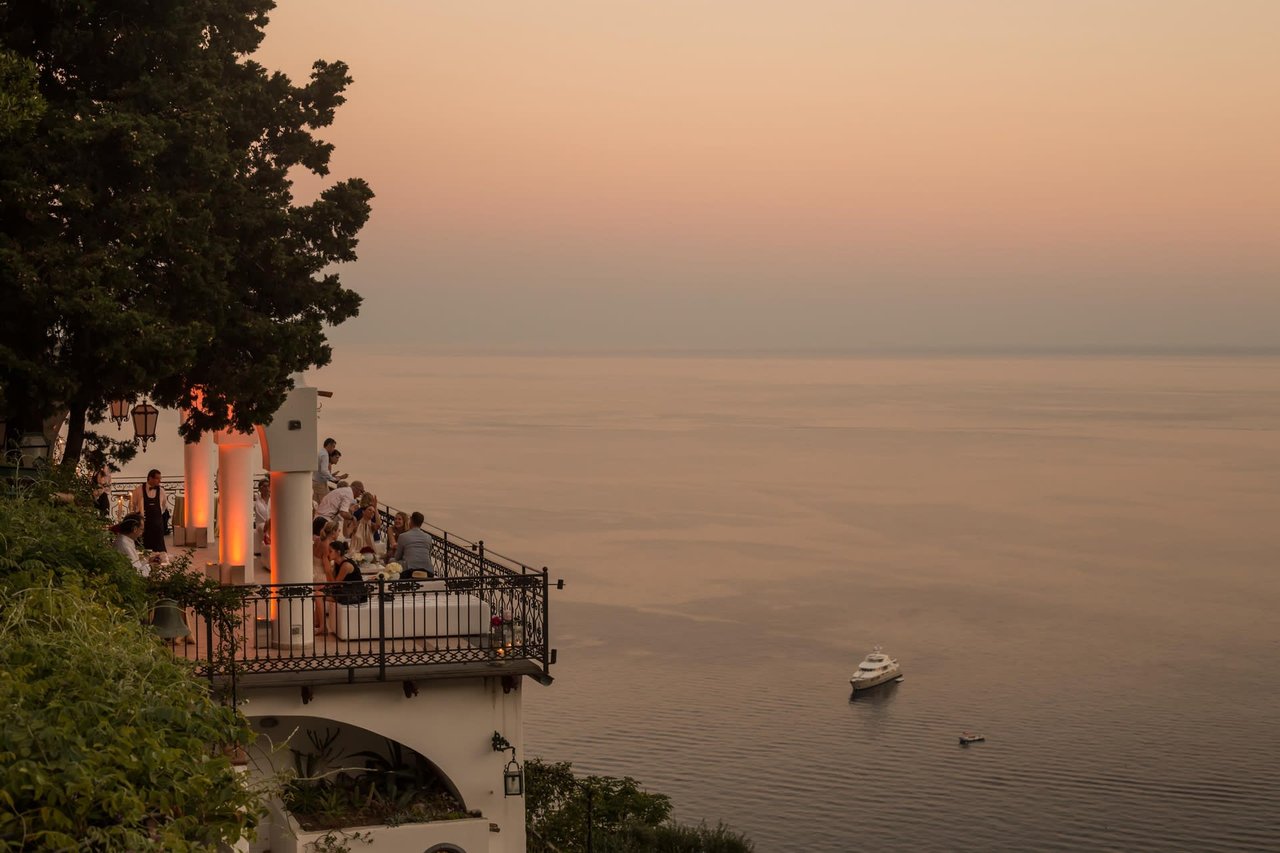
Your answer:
280;812;495;853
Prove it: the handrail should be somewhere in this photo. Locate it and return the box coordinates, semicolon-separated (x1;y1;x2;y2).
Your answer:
181;573;550;683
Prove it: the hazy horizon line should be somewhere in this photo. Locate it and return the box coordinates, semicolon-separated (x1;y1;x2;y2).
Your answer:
332;342;1280;360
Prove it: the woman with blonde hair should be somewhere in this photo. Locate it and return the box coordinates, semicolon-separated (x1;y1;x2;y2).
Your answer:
385;511;409;557
348;492;381;554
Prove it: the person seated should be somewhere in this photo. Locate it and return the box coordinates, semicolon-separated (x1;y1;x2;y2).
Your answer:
385;511;409;556
327;540;368;605
112;516;155;578
348;492;380;553
393;511;436;578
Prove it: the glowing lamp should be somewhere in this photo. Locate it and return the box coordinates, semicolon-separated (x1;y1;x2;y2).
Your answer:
108;399;130;429
131;401;159;451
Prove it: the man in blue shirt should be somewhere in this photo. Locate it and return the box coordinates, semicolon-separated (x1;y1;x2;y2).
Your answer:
394;512;436;578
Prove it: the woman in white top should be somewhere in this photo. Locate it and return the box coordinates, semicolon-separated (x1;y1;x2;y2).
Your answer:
113;516;152;577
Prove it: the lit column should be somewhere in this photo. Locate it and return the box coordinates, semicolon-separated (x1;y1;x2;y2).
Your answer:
214;429;256;581
181;428;215;548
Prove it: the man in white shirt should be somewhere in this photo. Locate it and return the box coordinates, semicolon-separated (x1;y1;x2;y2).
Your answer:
113;516;153;578
315;480;365;524
254;479;270;529
254;479;270;558
313;438;339;502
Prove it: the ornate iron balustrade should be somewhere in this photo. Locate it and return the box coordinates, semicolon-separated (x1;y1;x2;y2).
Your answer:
182;568;550;687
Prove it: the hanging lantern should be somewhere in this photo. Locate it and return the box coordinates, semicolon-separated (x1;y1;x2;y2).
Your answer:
108;399;130;430
131;401;159;452
503;757;524;797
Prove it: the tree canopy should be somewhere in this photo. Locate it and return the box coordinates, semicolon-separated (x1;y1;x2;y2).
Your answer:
0;1;373;466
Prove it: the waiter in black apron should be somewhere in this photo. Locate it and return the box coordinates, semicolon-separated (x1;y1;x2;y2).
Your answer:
129;468;168;553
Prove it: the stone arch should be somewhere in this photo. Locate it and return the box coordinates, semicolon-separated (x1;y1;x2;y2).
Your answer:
248;714;468;812
255;423;270;471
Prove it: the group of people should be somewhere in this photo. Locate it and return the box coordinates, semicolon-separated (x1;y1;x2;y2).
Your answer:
308;438;437;631
105;445;439;613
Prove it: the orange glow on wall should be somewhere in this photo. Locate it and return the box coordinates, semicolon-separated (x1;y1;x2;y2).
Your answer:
185;456;211;527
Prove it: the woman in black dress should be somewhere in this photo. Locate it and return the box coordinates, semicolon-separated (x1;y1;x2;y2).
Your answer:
328;541;368;605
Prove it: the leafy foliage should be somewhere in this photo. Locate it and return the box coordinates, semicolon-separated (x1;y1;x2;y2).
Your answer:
0;0;373;466
0;49;43;138
0;475;146;608
0;488;262;848
526;759;753;853
0;582;261;849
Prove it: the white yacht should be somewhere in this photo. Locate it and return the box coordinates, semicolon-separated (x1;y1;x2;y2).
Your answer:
849;646;903;694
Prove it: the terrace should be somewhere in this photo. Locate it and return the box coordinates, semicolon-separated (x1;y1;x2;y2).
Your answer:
113;476;557;695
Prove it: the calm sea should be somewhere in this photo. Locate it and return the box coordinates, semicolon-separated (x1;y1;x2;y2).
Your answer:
135;354;1280;851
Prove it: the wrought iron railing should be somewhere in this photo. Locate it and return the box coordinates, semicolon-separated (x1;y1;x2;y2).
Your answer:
182;559;551;687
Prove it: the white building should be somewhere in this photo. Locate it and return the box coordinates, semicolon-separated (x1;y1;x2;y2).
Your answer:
167;380;555;853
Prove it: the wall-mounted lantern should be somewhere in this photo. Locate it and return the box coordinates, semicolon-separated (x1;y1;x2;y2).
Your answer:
131;400;159;451
492;731;524;797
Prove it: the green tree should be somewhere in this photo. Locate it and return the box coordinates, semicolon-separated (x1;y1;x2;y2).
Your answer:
0;1;373;467
526;758;754;853
0;49;43;136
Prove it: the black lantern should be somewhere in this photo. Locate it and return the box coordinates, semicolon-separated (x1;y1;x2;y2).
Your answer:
492;731;524;797
503;757;524;797
108;399;130;430
131;400;159;452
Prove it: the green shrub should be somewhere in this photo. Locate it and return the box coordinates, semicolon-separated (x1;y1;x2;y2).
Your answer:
0;489;260;849
526;759;752;853
0;484;146;608
0;582;261;849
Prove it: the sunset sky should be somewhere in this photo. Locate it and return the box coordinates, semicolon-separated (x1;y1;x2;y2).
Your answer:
259;1;1278;352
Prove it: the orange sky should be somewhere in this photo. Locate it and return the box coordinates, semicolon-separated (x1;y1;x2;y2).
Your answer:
259;1;1279;350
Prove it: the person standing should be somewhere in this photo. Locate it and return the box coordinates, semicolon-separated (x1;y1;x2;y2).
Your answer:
393;512;436;578
92;466;112;517
313;437;339;503
129;469;167;553
254;478;271;558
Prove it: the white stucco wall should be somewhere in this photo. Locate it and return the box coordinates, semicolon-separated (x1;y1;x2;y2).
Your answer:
242;675;526;853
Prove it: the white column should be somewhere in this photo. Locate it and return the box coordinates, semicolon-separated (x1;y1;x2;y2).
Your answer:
269;470;315;650
259;375;320;650
215;430;256;581
181;429;215;548
270;471;313;587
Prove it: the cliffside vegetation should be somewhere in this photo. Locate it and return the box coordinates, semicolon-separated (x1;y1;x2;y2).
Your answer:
526;759;754;853
0;481;260;849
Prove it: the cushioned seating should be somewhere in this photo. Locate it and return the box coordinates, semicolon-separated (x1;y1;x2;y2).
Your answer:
331;580;491;641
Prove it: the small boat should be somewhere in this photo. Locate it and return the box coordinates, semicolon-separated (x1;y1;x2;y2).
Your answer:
848;645;902;695
958;732;985;745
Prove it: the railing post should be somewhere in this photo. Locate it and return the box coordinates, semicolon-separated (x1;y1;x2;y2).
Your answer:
442;531;449;577
542;566;550;673
377;577;387;680
206;606;216;686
